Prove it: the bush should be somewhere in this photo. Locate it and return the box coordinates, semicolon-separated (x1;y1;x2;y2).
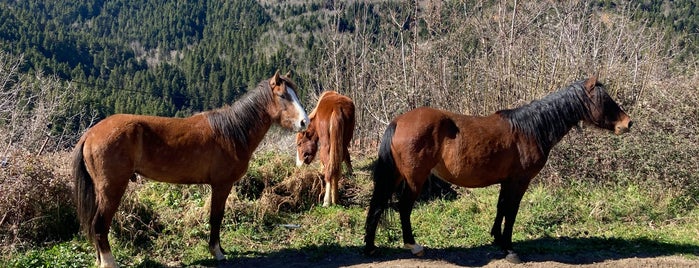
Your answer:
111;185;165;250
0;151;78;251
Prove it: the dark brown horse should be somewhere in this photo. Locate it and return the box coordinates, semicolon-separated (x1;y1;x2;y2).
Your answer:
364;76;632;263
73;71;309;268
296;91;356;206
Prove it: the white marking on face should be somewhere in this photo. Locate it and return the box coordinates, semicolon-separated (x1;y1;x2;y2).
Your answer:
296;149;304;167
287;86;309;131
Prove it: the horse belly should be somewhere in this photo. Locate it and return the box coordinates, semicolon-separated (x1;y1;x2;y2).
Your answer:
431;165;504;188
136;155;206;183
432;147;518;188
136;145;235;184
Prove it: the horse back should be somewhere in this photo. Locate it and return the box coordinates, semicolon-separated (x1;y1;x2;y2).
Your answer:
313;91;355;160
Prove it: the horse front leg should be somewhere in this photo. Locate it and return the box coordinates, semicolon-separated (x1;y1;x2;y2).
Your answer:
491;186;506;246
496;180;530;264
208;183;233;261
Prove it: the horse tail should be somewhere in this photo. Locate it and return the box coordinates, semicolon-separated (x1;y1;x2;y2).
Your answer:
365;121;399;252
372;120;401;211
72;136;97;243
327;109;344;178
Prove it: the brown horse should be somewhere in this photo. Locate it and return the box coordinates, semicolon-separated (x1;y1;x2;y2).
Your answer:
296;91;356;206
364;76;632;263
73;71;309;268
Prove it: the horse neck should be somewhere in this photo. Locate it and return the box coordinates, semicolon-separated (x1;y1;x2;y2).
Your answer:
207;85;275;155
503;85;589;154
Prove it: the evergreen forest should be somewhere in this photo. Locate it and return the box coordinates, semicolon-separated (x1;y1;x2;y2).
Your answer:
0;0;697;150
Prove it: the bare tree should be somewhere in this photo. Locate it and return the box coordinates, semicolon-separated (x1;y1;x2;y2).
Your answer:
0;51;86;158
308;0;674;151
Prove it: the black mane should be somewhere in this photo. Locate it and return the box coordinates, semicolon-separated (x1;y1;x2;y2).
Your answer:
206;79;274;151
497;80;594;154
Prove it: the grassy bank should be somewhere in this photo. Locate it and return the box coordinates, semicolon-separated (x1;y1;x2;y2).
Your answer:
1;151;697;267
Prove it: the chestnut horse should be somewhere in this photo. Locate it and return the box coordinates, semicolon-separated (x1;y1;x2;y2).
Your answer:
364;76;632;263
73;71;309;268
296;91;356;206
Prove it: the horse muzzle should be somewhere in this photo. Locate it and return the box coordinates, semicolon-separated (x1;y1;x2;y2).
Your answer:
614;119;632;135
291;115;309;132
298;117;309;132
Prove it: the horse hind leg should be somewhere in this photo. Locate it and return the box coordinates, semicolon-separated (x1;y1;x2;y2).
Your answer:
95;213;118;268
322;180;332;207
364;176;401;256
330;175;339;205
322;164;339;207
343;147;353;175
93;177;129;268
398;178;426;257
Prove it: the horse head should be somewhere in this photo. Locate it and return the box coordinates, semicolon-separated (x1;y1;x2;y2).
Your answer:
269;70;309;132
295;123;318;167
582;75;632;134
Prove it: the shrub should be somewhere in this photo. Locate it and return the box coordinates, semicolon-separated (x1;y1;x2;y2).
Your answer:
0;151;78;251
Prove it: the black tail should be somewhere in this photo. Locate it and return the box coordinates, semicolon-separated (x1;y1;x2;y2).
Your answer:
72;137;97;243
371;121;400;208
364;121;399;254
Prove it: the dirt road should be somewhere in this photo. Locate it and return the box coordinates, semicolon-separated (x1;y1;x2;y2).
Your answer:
210;242;699;268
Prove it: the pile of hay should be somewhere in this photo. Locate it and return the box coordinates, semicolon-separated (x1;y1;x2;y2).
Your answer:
253;167;372;215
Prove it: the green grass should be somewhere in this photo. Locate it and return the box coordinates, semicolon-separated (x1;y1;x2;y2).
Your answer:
2;154;698;267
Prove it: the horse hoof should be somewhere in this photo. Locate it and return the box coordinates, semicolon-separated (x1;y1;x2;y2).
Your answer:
403;243;425;257
364;245;378;256
209;245;226;261
505;251;522;264
414;248;425;257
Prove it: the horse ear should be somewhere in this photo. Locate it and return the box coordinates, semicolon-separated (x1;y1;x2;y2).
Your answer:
270;70;281;86
284;70;292;79
584;74;598;93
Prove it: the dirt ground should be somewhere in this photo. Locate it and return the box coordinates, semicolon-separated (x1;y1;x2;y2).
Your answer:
341;256;699;268
204;245;699;268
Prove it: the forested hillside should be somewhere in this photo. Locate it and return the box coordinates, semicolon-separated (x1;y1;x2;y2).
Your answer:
0;0;698;152
0;0;306;146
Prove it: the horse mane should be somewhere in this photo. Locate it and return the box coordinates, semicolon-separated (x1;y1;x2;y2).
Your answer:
308;91;335;120
206;79;276;151
497;80;595;154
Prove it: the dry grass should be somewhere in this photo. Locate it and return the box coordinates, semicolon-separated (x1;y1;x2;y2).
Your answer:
258;168;325;214
253;163;371;215
0;151;77;252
